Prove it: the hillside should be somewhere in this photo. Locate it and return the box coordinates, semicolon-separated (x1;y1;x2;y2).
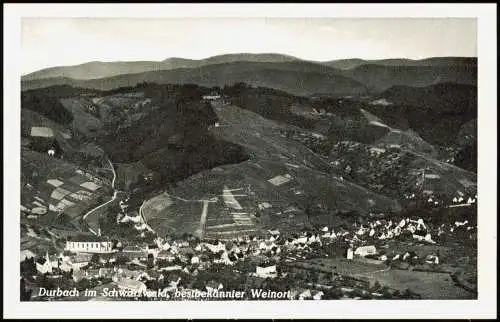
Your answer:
21;85;99;125
141;102;402;237
324;57;477;70
22;61;368;97
329;141;477;202
340;64;477;92
364;83;477;146
19;81;477;241
22;53;302;81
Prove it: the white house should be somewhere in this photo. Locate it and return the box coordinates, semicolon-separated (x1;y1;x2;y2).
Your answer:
71;253;93;270
255;264;278;279
159;265;183;272
426;255;439;265
206;282;224;293
202;92;221;101
298;289;312;300
116;278;147;295
59;261;73;273
346;248;354;260
20;249;36;262
65;236;113;253
204;241;226;253
36;252;53;274
295;236;308;244
354;245;377;257
312;291;324;300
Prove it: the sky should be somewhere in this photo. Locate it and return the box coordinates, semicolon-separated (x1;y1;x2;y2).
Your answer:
21;18;477;74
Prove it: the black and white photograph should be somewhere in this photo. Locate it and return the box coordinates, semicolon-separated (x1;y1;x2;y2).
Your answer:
3;3;497;319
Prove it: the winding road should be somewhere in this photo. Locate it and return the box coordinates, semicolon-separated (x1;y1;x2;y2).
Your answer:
82;159;118;235
138;200;155;233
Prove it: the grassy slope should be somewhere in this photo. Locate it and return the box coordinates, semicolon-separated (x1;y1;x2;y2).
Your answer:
142;103;402;236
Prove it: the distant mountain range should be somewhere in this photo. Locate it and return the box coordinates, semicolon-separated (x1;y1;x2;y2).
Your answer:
21;61;369;97
22;53;477;96
323;57;477;70
22;53;301;81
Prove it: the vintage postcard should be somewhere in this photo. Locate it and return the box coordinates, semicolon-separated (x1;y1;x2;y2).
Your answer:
3;3;497;319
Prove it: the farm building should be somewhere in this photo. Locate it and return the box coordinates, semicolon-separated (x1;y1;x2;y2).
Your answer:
255;264;278;279
115;278;147;294
202;92;221;101
267;174;293;186
354;245;377;257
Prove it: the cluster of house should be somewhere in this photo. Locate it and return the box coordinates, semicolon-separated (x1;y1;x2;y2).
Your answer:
450;193;477;207
319;217;437;247
115;196;155;237
23;210;475;300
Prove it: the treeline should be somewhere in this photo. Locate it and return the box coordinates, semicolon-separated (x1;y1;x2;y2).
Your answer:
221;83;318;129
95;83;249;185
21;86;80;125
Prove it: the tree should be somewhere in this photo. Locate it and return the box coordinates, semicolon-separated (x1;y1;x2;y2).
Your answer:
20;278;32;301
20;257;37;277
90;254;100;267
76;278;91;291
381;286;392;299
371;280;381;292
402;288;415;299
147;254;155;269
308;269;320;285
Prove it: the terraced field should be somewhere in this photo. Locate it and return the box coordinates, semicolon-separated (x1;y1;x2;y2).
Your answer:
141;103;401;237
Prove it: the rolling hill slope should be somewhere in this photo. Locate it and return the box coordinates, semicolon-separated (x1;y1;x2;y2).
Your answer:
340;64;477;92
364;83;477;146
22;53;302;81
324;57;477;70
22;61;368;97
141;102;402;237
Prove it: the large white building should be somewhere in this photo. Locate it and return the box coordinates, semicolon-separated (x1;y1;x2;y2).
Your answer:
65;235;113;253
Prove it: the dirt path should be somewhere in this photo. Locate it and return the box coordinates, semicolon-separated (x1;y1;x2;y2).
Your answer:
196;200;209;238
82;159;118;235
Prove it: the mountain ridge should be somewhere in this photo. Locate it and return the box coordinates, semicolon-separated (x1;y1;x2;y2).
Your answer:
23;53;477;81
21;61;369;97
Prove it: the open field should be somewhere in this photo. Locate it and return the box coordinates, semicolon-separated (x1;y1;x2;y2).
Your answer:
293;258;388;275
363;269;475;299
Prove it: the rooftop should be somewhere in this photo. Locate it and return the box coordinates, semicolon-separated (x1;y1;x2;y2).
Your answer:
67;234;109;242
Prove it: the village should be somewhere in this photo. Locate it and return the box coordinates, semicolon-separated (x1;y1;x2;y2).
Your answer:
21;204;477;301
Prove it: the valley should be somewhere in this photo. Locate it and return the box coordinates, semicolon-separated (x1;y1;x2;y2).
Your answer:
19;54;478;301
